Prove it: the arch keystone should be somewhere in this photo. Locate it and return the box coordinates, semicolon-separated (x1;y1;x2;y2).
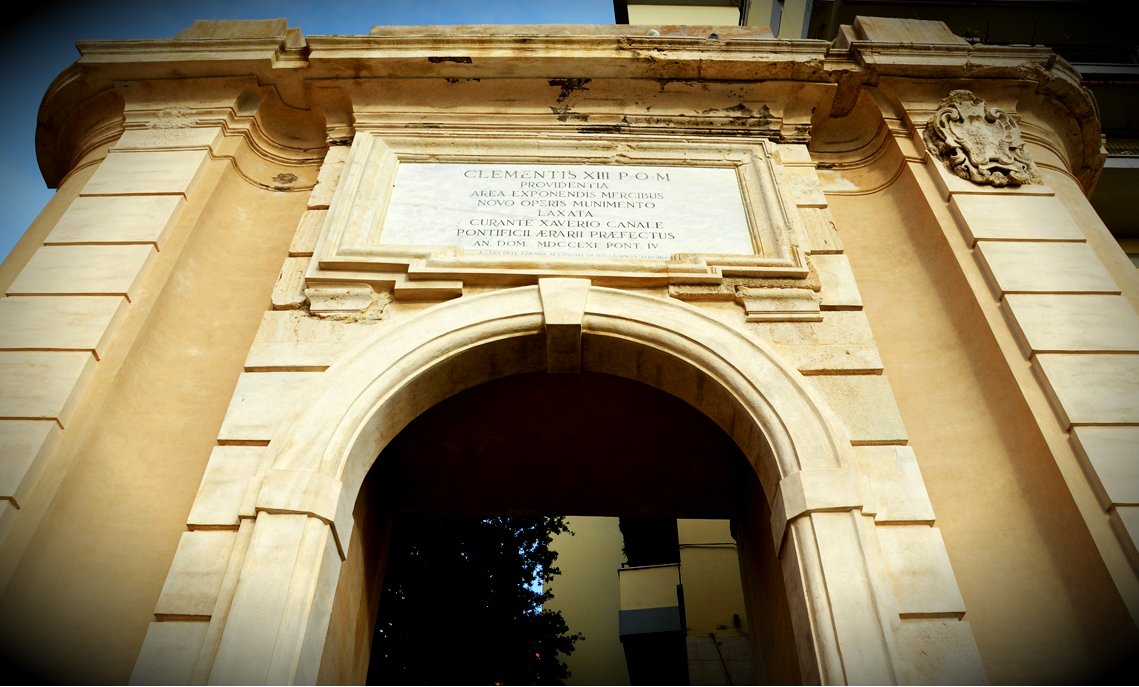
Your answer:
538;278;591;373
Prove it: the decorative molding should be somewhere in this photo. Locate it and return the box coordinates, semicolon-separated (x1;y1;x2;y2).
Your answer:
736;286;822;323
307;130;813;299
923;90;1042;187
304;283;391;324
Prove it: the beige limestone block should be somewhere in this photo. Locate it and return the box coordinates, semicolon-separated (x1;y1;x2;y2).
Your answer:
748;311;882;374
807;375;909;445
773;343;882;375
876;526;966;618
256;469;343;534
811;254;863;310
799;207;845;254
188;446;265;528
154;530;238;618
1071;426;1139;506
1034;354;1139;427
114;126;224;152
245;311;378;371
256;314;383;366
217;372;323;443
780;166;828;208
0;351;97;427
899;619;988;685
975;241;1121;296
82;149;209;196
924;154;1055;202
949;194;1084;245
305;284;375;317
289;210;327;257
272;257;309;310
308;145;350;210
175;17;288;38
775;143;814;166
749;310;875;346
0;419;59;508
0;296;128;359
807;512;897;684
244;343;348;372
208;513;314;683
854;446;936;524
46;195;185;249
1004;294;1139;354
0;499;16;545
736;287;822;323
854;16;968;44
7;244;157;302
253;310;348;345
1111;506;1139;573
128;621;209;685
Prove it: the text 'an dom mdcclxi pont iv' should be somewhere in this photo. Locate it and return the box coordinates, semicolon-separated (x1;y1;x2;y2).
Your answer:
378;163;754;260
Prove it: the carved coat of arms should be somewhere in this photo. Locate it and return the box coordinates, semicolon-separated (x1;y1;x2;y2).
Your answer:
924;90;1042;187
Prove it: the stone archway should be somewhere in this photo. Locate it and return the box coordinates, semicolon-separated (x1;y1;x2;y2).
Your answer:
202;279;909;685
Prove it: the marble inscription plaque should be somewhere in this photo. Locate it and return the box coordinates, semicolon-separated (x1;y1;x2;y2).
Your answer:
379;163;754;260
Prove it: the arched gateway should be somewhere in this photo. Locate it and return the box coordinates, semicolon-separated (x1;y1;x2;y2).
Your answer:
7;15;1135;686
151;280;914;684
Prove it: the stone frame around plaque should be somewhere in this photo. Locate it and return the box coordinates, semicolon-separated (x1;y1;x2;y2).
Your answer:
307;130;811;299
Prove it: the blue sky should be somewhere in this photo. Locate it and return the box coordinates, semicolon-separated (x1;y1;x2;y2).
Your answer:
0;0;616;263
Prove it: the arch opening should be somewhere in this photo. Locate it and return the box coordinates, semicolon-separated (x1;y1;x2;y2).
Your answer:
212;285;902;687
325;370;800;685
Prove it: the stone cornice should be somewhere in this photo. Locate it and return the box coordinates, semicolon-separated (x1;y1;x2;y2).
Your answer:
37;30;1102;191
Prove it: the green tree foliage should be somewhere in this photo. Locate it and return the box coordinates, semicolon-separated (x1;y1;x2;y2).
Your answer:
368;515;582;685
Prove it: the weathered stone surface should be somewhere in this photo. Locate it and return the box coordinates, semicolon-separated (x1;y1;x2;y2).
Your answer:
289;210;327;257
812;254;863;310
82;150;209;196
8;245;157;302
1111;506;1139;574
975;241;1120;296
779;166;828;208
807;375;908;444
154;530;237;617
854;446;935;523
307;145;350;210
216;372;323;443
899;619;988;684
0;419;59;508
129;622;209;685
799;207;845;254
0;296;128;359
950;194;1084;245
1034;353;1139;427
1071;427;1139;507
244;310;380;371
187;446;265;527
1004;294;1139;354
272;257;309;311
47;195;185;249
852;16;968;44
0;351;97;427
748;311;882;373
877;526;967;617
0;499;16;545
924;90;1041;187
